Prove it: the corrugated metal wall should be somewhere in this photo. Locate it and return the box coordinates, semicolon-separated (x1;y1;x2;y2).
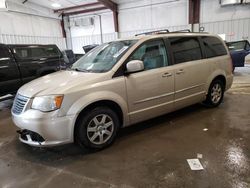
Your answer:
119;25;191;38
200;18;250;41
71;24;191;53
70;18;250;53
4;19;246;53
71;33;117;54
0;34;66;50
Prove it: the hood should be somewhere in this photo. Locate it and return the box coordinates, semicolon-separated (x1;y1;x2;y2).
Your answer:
18;70;110;98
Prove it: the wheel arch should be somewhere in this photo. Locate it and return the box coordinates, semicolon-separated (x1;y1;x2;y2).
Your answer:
67;91;129;143
73;99;125;143
206;71;227;94
212;75;226;88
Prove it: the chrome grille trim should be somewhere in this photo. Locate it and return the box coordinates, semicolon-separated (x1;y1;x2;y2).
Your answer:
12;94;29;115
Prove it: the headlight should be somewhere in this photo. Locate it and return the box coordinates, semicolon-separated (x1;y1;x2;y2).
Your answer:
31;95;64;112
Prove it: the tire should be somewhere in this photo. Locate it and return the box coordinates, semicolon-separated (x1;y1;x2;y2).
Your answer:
75;107;119;150
204;79;225;107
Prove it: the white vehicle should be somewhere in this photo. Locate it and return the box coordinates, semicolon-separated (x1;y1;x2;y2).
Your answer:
12;32;233;149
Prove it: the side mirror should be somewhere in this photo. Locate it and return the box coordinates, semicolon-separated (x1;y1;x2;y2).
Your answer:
126;60;144;73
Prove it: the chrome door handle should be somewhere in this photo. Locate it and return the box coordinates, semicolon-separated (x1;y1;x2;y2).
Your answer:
162;72;172;77
176;69;184;74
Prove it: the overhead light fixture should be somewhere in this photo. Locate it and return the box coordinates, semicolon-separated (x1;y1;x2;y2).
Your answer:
0;0;7;9
51;3;61;8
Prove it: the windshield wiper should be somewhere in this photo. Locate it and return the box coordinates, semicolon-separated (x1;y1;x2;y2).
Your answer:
71;68;91;72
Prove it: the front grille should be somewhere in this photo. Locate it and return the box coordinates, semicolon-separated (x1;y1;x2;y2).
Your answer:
12;94;29;115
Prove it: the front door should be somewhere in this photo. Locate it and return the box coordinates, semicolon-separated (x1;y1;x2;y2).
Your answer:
125;39;175;124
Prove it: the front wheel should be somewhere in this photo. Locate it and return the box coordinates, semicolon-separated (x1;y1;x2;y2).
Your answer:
75;107;119;150
204;80;225;107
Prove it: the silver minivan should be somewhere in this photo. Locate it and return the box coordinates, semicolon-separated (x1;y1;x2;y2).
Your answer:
12;32;233;149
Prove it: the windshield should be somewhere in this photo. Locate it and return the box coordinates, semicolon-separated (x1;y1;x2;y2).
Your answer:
71;40;137;73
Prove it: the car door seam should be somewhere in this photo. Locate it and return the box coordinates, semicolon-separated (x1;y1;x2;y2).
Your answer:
134;92;175;104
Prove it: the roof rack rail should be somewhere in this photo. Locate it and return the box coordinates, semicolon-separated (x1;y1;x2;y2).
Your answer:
171;29;191;32
134;28;207;36
135;29;169;36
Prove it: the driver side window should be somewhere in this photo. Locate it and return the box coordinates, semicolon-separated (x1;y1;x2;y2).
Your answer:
246;41;250;50
128;40;168;70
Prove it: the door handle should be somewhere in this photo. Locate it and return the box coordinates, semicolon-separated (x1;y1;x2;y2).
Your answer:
176;69;184;75
162;72;172;77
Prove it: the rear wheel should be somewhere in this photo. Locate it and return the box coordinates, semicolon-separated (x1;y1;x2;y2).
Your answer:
75;107;119;150
204;79;225;107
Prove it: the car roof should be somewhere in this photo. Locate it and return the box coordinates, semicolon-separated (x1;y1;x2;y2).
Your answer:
7;44;58;48
115;32;221;42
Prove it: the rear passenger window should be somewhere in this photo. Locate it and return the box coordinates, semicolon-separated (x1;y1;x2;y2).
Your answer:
31;48;47;58
129;40;168;70
170;37;202;64
44;47;60;57
202;36;227;58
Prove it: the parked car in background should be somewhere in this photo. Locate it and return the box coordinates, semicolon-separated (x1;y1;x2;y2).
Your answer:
12;32;233;150
226;40;250;71
0;44;66;97
74;53;84;61
62;45;98;65
83;44;99;53
62;49;76;65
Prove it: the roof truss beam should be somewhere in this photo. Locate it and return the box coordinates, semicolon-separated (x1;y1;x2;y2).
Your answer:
97;0;117;12
62;6;108;16
54;2;102;13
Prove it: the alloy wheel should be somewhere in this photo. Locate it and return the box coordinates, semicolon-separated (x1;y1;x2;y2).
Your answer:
211;83;222;104
86;114;114;145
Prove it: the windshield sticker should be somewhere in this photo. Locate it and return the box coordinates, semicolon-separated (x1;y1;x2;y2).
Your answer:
87;64;94;70
113;46;129;58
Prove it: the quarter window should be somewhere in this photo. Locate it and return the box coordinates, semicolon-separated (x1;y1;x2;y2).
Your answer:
129;40;168;70
202;36;227;58
169;37;202;64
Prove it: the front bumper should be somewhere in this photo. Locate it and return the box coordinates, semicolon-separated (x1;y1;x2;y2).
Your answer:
12;109;75;147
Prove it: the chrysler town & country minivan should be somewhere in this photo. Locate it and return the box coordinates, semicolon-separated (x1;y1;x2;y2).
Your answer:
12;32;233;149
